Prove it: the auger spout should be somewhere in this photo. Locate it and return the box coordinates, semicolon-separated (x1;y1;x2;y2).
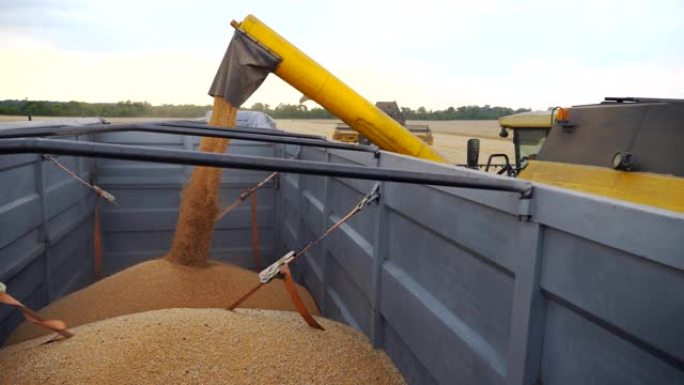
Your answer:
227;15;446;162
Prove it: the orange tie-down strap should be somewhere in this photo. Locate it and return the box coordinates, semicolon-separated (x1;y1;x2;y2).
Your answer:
279;264;324;330
0;291;74;340
226;184;380;329
226;265;323;330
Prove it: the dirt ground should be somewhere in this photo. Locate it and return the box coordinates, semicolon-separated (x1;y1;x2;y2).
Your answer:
0;116;513;165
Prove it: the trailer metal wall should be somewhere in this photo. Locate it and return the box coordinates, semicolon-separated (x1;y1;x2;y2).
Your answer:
0;130;98;344
1;128;682;385
93;132;276;276
277;144;684;385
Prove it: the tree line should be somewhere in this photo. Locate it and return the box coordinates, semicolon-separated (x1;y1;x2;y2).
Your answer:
0;99;531;120
0;100;212;118
249;103;530;120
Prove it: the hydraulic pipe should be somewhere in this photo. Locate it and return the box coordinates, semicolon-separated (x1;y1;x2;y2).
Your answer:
0;138;532;196
232;15;447;163
159;121;325;140
0;121;325;140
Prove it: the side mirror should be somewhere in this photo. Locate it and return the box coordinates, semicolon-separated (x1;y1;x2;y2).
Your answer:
466;138;480;169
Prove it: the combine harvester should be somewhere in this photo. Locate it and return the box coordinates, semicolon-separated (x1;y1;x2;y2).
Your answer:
333;101;434;145
495;99;684;212
0;14;682;385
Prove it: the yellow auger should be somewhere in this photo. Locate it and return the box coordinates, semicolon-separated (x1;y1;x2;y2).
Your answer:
231;15;446;163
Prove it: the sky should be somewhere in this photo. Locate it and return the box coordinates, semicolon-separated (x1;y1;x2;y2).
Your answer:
1;0;683;111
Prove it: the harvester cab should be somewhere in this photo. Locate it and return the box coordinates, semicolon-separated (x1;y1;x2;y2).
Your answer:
460;111;552;176
497;110;553;171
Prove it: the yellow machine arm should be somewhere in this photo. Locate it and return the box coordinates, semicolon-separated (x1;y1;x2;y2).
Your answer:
232;15;446;163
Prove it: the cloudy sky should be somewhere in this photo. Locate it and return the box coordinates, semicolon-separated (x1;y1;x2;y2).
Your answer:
1;0;683;110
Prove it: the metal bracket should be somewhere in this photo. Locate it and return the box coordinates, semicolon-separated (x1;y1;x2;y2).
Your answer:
356;182;381;210
93;186;117;205
259;250;295;283
518;197;532;221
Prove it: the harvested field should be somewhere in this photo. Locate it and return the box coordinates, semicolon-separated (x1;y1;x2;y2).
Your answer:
7;259;318;345
275;119;513;165
0;308;405;385
0;115;513;165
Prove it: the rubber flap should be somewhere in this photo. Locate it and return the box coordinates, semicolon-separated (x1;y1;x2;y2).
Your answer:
208;30;282;107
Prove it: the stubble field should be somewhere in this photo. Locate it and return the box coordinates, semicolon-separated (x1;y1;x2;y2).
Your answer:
0;116;512;164
275;119;512;165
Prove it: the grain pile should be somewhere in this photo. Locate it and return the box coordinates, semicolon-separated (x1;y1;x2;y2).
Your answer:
7;259;318;344
0;308;406;385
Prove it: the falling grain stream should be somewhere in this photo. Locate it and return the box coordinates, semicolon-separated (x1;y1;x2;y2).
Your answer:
166;98;237;266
